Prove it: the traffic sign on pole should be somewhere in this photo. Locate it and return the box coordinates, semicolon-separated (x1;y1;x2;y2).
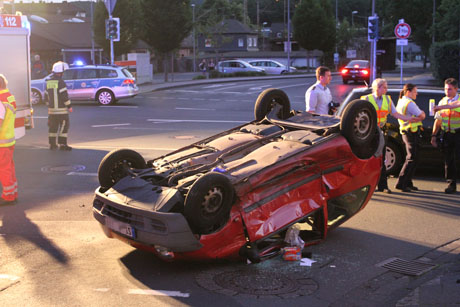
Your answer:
394;22;411;39
104;0;117;15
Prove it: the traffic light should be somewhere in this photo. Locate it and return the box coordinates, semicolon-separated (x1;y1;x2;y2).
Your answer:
368;16;379;41
105;17;120;41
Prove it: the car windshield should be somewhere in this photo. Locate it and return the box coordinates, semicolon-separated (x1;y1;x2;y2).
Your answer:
347;60;368;68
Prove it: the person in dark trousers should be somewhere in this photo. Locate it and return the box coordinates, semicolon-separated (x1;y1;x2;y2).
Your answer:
0;74;18;205
45;61;73;151
431;78;460;194
394;83;425;192
361;78;416;194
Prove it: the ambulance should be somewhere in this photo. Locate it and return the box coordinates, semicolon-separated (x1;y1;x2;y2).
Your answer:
0;14;33;138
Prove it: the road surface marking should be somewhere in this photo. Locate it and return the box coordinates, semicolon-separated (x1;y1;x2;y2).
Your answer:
249;85;272;90
98;106;138;108
128;289;190;297
91;123;131;128
33;116;48;119
0;274;19;281
66;172;97;176
202;83;237;88
175;107;215;111
147;119;246;124
93;288;110;292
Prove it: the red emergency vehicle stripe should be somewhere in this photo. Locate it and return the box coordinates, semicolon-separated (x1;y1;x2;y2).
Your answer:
14;117;24;128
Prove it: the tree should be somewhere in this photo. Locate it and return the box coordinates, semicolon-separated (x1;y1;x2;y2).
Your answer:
435;0;460;42
93;0;142;58
377;0;434;68
141;0;192;81
292;0;336;67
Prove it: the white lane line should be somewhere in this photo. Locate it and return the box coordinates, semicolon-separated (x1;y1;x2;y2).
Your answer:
128;289;190;297
0;274;20;281
249;85;272;90
192;98;205;100
34;116;48;119
202;83;237;88
98;106;138;108
113;127;178;131
91;123;131;128
66;172;97;176
147;119;246;124
71;144;177;151
175;107;215;111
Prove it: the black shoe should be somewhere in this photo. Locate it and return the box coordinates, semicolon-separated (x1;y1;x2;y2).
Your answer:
0;199;16;206
59;145;72;151
50;145;58;150
377;188;392;194
445;186;457;194
409;186;419;191
395;186;412;192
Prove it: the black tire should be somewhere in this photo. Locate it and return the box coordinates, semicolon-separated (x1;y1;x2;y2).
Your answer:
342;78;348;84
184;172;234;234
385;141;403;176
98;149;146;188
97;89;115;105
340;99;378;158
254;88;291;121
31;89;42;105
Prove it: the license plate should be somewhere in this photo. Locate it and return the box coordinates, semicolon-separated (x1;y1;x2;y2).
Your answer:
350;70;358;73
106;216;136;239
351;75;356;78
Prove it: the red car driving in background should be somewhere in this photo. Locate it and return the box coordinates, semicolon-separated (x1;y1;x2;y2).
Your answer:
341;60;370;85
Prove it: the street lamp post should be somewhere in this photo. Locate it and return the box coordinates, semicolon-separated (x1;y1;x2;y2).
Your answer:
352;11;358;27
262;21;267;51
192;4;196;73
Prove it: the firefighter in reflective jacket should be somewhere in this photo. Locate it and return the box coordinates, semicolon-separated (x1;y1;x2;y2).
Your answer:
432;78;460;194
46;61;73;150
0;74;18;205
361;78;415;194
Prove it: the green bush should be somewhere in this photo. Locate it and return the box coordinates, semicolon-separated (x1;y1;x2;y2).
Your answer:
430;40;460;83
193;75;207;80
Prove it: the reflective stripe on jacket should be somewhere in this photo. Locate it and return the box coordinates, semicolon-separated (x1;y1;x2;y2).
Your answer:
46;76;71;115
396;97;422;133
361;94;391;127
438;97;460;132
0;89;16;147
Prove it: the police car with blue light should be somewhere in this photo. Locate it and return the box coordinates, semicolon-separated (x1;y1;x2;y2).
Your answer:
31;62;139;105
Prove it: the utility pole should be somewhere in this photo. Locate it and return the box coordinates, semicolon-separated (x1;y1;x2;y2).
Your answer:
370;0;377;83
287;0;291;72
192;4;196;72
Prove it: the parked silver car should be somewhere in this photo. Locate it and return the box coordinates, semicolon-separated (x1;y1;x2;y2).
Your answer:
216;60;265;74
248;60;297;75
31;65;139;105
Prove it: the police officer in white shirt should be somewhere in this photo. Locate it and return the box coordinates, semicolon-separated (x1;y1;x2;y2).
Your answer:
305;66;333;115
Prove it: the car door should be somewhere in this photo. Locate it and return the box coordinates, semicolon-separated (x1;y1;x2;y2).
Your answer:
61;69;75;97
74;68;98;100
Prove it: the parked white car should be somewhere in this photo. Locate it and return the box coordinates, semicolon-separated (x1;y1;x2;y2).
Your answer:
216;60;265;74
248;60;297;75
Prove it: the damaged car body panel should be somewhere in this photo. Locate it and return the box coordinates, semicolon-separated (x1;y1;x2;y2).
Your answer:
93;88;383;262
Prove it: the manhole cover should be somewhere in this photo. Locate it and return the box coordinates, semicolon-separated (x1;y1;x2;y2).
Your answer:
196;266;318;298
214;270;298;295
41;164;86;173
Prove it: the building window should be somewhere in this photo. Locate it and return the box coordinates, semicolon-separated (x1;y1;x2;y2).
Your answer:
252;37;257;47
238;38;244;47
247;38;252;47
205;38;212;48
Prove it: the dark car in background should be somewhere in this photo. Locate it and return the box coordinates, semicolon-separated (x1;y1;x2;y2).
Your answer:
341;60;370;85
338;86;451;175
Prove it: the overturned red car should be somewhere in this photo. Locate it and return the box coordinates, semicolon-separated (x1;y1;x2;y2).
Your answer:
92;88;383;262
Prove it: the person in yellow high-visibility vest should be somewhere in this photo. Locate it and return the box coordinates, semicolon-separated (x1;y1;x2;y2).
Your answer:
361;78;417;194
432;78;460;194
394;83;425;192
0;74;17;206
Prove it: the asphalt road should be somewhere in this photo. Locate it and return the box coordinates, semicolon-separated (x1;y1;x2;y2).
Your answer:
0;77;459;306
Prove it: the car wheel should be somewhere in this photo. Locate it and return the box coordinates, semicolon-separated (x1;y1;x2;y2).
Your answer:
280;70;287;75
342;79;348;84
97;90;115;105
254;88;291;121
385;141;403;176
184;172;234;234
31;89;42;105
340;99;378;159
98;149;146;188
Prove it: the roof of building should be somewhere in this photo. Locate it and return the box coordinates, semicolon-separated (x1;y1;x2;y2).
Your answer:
210;19;257;35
